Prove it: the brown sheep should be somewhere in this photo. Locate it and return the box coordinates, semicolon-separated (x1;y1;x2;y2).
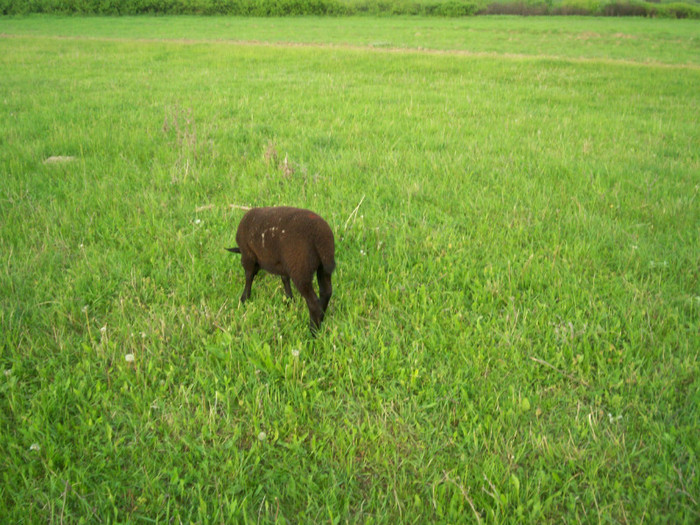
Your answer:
227;207;335;333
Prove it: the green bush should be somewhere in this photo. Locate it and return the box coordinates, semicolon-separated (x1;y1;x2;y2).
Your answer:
479;0;552;15
601;0;650;15
652;1;700;18
434;0;479;15
551;0;603;15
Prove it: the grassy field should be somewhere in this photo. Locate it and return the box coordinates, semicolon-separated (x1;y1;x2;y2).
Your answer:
2;15;700;65
1;15;699;523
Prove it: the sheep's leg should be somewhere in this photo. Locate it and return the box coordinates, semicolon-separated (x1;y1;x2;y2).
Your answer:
317;267;332;313
281;276;294;300
293;276;324;333
240;256;259;303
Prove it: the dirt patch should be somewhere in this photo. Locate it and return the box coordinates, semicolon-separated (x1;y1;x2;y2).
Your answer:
43;156;76;164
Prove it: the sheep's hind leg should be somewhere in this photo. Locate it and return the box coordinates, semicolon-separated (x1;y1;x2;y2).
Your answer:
281;276;294;300
317;267;332;313
240;256;259;303
293;277;324;334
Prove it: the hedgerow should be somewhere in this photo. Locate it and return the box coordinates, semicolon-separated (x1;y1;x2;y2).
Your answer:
0;0;698;19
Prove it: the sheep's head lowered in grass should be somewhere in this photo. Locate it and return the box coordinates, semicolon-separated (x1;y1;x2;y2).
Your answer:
227;207;335;334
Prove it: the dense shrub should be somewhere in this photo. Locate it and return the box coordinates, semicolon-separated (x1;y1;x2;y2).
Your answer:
479;0;552;14
0;0;698;18
652;1;700;18
551;0;602;14
601;0;650;16
434;0;479;15
0;0;350;15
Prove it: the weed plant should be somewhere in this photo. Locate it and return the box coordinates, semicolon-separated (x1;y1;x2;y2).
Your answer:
0;16;698;523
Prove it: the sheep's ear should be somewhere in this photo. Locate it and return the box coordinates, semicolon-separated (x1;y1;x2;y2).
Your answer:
226;247;241;253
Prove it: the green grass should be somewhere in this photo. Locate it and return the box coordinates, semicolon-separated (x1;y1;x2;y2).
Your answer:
1;15;699;523
2;15;700;65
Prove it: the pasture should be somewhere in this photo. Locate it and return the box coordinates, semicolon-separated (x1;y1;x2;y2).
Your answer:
1;15;698;523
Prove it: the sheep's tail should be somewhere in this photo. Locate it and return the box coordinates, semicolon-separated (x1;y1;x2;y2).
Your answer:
225;247;241;254
323;257;336;275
